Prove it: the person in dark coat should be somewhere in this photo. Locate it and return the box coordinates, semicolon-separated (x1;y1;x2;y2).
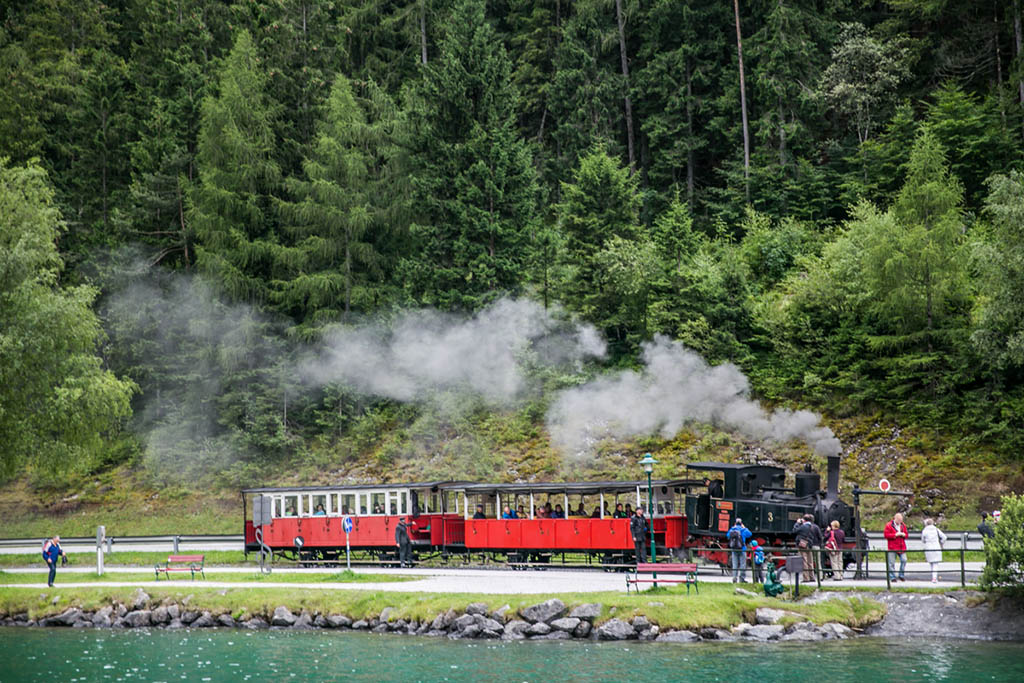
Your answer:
473;504;486;519
977;513;995;539
630;509;649;564
395;518;413;567
613;503;627;519
793;514;822;582
42;535;66;587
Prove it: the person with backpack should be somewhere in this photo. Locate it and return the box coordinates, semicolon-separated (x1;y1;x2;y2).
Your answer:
727;518;752;583
42;535;66;587
793;514;822;582
824;520;846;580
750;540;765;583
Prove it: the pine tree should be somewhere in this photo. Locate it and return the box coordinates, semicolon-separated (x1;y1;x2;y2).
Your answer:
191;30;283;306
402;0;538;311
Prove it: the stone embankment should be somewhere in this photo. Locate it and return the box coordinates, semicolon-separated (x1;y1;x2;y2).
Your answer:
0;589;861;643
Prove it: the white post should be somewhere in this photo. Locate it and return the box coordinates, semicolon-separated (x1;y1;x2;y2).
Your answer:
600;492;605;519
96;525;105;576
530;493;535;519
346;531;351;571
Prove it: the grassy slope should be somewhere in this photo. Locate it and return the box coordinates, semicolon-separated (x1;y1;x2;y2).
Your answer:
1;410;1019;539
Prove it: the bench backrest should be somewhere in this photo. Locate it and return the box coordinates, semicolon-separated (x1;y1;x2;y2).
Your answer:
167;555;204;562
635;563;696;573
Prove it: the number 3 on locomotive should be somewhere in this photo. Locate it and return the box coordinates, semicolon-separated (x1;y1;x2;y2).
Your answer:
767;511;774;522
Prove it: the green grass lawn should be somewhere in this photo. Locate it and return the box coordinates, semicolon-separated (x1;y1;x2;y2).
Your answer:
0;569;411;585
0;581;886;631
0;550;250;568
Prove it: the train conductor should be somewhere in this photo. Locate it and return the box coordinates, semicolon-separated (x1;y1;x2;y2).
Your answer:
395;517;413;567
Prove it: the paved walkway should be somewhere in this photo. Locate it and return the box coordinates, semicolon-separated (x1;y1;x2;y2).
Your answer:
0;563;983;594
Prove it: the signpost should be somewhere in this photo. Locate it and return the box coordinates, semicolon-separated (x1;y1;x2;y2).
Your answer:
343;516;354;570
96;525;106;576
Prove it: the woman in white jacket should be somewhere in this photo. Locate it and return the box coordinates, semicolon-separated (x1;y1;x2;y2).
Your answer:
921;518;947;583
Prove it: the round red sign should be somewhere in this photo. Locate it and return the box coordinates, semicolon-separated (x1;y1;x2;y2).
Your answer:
879;478;891;492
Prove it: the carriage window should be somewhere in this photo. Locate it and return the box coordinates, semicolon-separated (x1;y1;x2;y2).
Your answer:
312;494;327;515
273;497;284;518
282;495;298;517
388;492;398;515
399;491;408;515
357;493;368;515
340;493;355;515
371;492;385;514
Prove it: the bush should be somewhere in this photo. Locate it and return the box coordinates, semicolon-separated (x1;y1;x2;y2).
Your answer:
980;493;1024;591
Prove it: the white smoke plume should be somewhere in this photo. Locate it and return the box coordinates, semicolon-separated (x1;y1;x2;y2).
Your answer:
300;298;607;404
546;335;842;458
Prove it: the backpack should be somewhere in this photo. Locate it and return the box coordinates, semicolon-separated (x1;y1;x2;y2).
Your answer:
728;528;743;549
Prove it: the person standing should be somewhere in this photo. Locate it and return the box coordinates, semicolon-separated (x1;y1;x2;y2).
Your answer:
884;512;909;582
921;518;947;583
750;540;765;583
727;518;752;582
42;535;65;587
977;513;995;540
395;518;413;567
793;514;822;582
630;508;649;564
824;520;846;581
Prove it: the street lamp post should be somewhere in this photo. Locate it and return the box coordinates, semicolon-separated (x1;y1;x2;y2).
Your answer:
639;453;658;563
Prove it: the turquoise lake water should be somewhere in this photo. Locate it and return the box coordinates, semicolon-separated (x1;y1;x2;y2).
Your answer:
2;627;1023;682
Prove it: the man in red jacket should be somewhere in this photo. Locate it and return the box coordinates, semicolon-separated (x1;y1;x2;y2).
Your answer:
884;513;909;582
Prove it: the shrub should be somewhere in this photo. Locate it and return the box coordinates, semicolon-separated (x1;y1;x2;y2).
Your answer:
980;493;1024;592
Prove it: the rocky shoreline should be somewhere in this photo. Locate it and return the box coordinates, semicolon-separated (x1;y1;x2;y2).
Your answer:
1;589;860;643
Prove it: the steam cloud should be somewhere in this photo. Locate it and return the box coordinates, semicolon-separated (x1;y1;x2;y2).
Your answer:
546;336;842;458
299;298;607;404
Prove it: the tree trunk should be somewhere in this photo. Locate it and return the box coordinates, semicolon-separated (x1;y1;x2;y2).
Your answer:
614;0;636;171
344;234;352;319
686;59;694;204
1015;0;1023;106
420;1;428;65
778;96;787;167
733;0;751;202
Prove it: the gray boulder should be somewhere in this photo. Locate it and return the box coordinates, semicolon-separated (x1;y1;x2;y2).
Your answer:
191;613;216;628
272;606;297;627
124;610;152;628
389;619;407;632
243;617;269;629
756;607;799;625
314;615;328;628
596;618;636;640
656;630;700;643
569;603;603;621
218;614;236;628
476;616;504;632
379;607;395;623
781;628;826;641
180;611;199;625
520;598;567;624
743;624;785;640
372;623;389;634
130;589;151;611
150;606;170;625
465;602;489;615
573;621;592;638
165;619;184;629
416;621;431;635
503;620;530;639
453;614;477;631
167;604;181;620
525;621;552;636
292;612;314;630
821;622;855;639
480;628;502;639
431;609;456;631
461;624;482;639
491;604;512;622
352;619;369;630
72;618;94;628
92;607;113;628
327;615;352;628
631;616;651;632
734;587;759;598
550;617;580;632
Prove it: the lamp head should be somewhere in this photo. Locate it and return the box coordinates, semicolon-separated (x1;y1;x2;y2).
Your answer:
639;453;658;474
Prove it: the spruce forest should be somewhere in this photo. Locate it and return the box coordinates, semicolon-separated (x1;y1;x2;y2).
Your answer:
3;0;1024;494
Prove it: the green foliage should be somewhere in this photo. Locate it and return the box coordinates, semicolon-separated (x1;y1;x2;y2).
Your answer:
980;493;1024;591
401;0;539;311
0;159;135;480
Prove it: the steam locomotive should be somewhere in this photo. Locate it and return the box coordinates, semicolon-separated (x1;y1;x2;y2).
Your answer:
242;455;856;566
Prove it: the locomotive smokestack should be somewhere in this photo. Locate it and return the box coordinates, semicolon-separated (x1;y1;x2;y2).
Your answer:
826;455;840;500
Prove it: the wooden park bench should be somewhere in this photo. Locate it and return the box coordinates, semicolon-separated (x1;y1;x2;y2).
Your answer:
155;554;205;580
626;562;699;594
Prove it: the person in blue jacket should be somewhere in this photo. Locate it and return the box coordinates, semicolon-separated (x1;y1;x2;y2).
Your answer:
727;519;753;583
42;535;66;587
750;540;765;583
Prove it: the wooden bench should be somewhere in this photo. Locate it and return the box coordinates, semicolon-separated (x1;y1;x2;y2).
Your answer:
155;554;205;580
626;563;699;594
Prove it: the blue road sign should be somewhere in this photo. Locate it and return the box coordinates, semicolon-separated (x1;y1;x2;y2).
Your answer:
343;516;354;534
